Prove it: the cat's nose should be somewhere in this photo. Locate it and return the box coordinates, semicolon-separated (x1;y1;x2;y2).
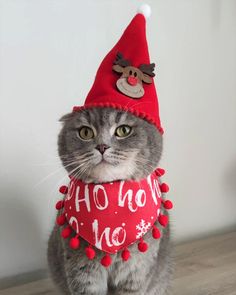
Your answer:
95;144;110;154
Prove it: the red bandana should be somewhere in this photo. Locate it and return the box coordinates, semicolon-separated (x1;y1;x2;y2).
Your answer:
55;168;173;267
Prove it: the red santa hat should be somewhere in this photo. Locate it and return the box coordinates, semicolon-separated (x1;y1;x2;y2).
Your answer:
73;4;163;134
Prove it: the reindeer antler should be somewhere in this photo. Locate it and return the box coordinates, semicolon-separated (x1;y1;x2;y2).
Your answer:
139;63;155;77
113;52;131;67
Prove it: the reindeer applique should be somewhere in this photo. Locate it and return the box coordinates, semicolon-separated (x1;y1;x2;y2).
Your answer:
112;52;155;99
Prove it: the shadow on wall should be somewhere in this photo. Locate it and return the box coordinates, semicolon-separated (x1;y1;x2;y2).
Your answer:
0;182;47;279
223;159;236;227
225;159;236;194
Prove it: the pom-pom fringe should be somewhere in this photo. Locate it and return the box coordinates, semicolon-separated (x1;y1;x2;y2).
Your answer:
55;167;173;267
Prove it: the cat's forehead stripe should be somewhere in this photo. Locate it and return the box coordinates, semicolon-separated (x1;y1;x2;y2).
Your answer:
108;111;118;125
76;112;90;125
75;108;138;128
118;112;128;124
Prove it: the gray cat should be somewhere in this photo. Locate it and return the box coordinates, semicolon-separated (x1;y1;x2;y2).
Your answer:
47;107;173;295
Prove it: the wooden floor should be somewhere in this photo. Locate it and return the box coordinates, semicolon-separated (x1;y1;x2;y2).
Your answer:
1;231;236;295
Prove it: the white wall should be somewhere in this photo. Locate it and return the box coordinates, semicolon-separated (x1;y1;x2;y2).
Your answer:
0;0;236;279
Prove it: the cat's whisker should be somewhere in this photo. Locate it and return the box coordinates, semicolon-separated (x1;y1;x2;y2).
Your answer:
47;165;82;199
106;155;127;162
73;151;94;159
135;160;156;172
68;159;91;178
33;160;83;188
134;158;157;174
28;154;79;167
72;164;88;180
33;167;68;189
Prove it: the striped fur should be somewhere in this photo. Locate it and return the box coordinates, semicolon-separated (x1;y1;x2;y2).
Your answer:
48;107;173;294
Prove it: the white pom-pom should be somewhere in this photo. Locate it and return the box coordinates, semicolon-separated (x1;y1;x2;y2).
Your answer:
137;4;152;19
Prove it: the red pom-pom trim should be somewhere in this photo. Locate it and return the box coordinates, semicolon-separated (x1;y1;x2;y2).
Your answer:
69;236;80;249
138;239;148;252
163;200;173;210
121;248;130;261
101;254;112;267
59;185;68;194
156;168;165;177
159;183;169;193
55;200;65;210
152;225;161;239
61;226;72;239
73;106;82;112
85;245;96;260
56;214;66;226
158;214;169;227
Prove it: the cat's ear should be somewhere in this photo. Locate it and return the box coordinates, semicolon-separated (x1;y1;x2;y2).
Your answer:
59;112;75;123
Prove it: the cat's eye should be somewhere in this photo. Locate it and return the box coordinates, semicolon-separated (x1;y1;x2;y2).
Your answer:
78;126;94;140
115;125;132;138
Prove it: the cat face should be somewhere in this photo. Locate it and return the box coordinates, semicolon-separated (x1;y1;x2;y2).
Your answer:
58;108;163;183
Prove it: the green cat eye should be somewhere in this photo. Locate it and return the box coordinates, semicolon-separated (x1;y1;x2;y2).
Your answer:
115;125;132;138
78;126;94;140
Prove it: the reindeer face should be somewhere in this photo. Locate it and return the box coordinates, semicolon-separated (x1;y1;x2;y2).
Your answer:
112;52;155;99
